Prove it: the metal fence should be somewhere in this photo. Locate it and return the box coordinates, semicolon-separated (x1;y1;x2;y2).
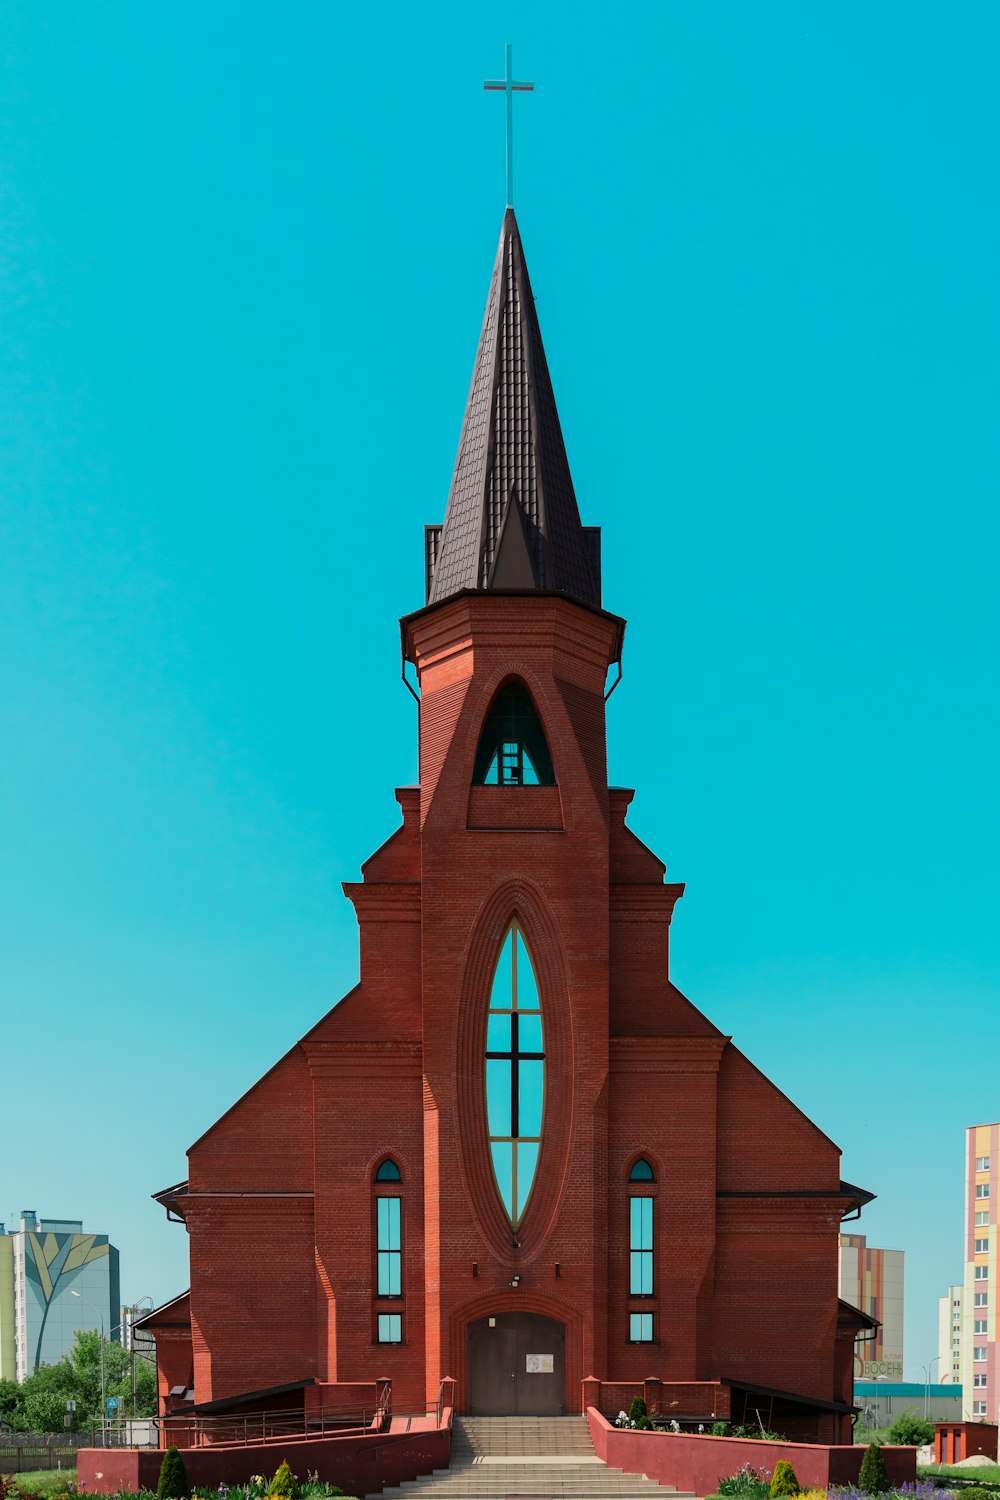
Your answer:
0;1432;96;1473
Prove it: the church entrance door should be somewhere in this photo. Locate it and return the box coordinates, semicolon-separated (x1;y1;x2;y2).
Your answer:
467;1311;565;1415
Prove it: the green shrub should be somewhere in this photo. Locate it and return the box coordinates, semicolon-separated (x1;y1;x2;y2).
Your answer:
858;1441;890;1495
768;1459;800;1497
887;1410;936;1447
156;1446;190;1500
269;1462;296;1498
628;1397;648;1424
956;1489;994;1500
711;1421;729;1436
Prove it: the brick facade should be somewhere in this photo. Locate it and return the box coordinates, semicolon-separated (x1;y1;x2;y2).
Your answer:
148;210;869;1442
149;587;866;1436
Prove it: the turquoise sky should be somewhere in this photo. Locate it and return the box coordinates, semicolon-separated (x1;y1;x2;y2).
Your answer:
2;3;997;1381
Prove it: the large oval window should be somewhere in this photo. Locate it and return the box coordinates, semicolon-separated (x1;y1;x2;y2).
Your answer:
485;922;545;1224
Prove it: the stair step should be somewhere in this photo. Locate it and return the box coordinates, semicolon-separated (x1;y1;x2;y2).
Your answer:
365;1414;685;1499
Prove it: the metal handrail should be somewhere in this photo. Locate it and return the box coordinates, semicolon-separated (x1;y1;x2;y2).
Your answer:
158;1405;379;1449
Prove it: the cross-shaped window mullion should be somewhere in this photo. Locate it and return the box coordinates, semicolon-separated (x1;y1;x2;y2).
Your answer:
486;1009;544;1143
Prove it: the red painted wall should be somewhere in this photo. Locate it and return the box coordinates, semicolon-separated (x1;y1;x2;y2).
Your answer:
78;1418;452;1497
587;1409;916;1493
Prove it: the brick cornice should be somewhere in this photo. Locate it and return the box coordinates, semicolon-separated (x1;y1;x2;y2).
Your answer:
302;1040;423;1079
341;883;421;922
610;883;686;921
610;1035;729;1073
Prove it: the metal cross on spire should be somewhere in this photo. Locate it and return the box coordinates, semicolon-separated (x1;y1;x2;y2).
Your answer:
484;44;534;209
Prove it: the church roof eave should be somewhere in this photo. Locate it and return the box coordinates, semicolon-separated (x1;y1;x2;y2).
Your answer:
400;587;625;665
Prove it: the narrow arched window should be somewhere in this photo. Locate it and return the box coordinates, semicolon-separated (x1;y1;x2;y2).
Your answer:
629;1156;655;1303
373;1160;403;1342
473;682;556;786
486;922;545;1224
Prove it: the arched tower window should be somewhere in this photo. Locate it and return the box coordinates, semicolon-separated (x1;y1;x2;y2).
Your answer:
485;921;545;1224
373;1158;403;1343
629;1158;654;1182
472;682;556;786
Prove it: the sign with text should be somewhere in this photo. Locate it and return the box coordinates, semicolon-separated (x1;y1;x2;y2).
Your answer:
861;1359;903;1379
526;1353;554;1373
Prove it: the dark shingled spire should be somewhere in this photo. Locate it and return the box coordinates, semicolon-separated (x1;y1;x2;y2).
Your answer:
425;209;601;607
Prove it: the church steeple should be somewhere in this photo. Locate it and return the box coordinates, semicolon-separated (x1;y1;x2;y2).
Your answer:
424;209;601;607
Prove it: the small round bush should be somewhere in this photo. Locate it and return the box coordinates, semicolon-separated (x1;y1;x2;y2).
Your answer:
857;1441;890;1495
768;1459;800;1497
156;1446;190;1500
711;1421;729;1436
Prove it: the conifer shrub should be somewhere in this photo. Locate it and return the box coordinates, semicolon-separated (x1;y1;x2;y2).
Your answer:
858;1440;890;1495
767;1459;800;1497
156;1445;190;1500
628;1397;648;1424
269;1462;296;1499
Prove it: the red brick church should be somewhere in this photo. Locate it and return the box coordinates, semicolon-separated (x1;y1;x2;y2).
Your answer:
146;209;874;1442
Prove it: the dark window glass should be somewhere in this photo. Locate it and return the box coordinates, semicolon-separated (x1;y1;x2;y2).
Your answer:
629;1312;654;1343
472;684;556;786
630;1196;653;1295
629;1158;654;1182
375;1159;401;1182
377;1197;401;1296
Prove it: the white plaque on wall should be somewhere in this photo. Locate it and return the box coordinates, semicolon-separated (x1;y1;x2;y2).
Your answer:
526;1353;554;1373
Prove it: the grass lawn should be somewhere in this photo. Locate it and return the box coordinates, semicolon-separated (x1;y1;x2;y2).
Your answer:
6;1472;78;1494
919;1464;1000;1485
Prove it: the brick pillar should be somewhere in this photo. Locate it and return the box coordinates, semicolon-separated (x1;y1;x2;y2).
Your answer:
438;1376;456;1419
582;1376;601;1414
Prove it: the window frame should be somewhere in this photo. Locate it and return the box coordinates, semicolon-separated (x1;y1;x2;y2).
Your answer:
485;920;546;1227
376;1313;403;1345
372;1161;405;1342
629;1195;654;1297
629;1311;654;1344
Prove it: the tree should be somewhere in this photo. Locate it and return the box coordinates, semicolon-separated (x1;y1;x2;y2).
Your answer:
156;1446;190;1500
0;1328;158;1433
887;1410;935;1447
0;1378;20;1424
858;1441;890;1496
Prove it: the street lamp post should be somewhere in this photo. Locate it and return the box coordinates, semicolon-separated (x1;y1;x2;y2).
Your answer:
70;1291;106;1446
125;1297;154;1423
923;1357;942;1419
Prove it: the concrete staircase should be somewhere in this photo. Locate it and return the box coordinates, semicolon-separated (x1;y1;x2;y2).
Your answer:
371;1415;696;1498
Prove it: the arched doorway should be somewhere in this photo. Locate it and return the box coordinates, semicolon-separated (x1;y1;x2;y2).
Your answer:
467;1311;565;1414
